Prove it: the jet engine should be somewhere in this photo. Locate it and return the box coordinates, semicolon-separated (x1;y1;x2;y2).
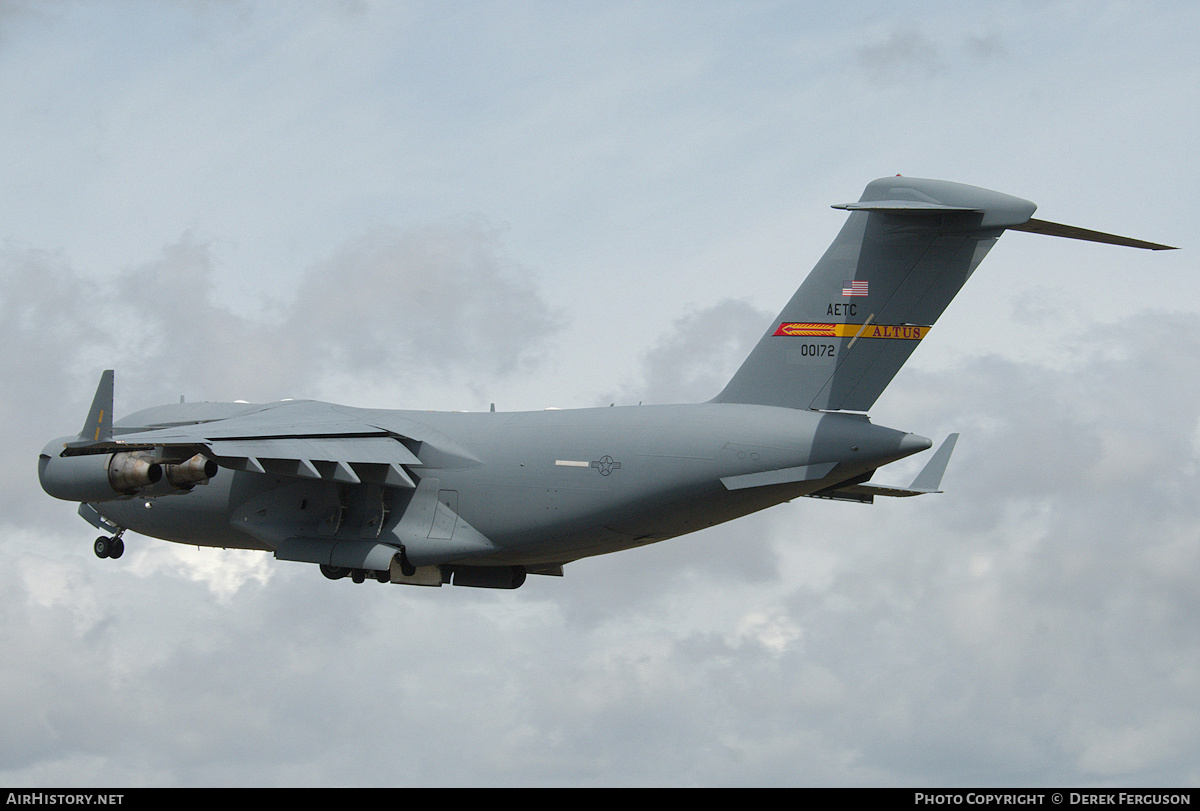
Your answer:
38;438;217;502
164;454;219;489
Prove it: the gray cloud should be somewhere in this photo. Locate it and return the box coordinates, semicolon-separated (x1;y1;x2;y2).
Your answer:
289;222;563;402
604;297;770;406
856;23;1006;84
858;28;944;78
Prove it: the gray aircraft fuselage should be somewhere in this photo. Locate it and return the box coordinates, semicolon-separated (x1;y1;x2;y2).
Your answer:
81;400;926;566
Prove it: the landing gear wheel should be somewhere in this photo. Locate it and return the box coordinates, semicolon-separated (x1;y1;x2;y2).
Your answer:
94;533;126;560
320;565;350;580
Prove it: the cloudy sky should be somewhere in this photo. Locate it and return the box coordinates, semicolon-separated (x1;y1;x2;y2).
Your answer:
2;0;1198;787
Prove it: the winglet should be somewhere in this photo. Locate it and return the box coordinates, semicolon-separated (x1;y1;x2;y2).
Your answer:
907;432;959;494
69;370;114;447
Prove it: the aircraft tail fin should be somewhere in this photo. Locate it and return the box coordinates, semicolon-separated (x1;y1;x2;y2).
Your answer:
711;177;1173;412
73;369;114;445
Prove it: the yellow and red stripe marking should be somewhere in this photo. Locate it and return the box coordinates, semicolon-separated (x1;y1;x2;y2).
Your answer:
773;322;930;340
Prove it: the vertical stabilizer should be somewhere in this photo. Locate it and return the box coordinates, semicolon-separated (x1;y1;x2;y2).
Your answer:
74;370;115;445
712;178;1037;411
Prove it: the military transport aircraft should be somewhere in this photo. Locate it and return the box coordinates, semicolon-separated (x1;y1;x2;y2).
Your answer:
38;177;1175;589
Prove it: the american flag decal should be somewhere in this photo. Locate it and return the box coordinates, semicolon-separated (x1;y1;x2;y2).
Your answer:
842;280;868;297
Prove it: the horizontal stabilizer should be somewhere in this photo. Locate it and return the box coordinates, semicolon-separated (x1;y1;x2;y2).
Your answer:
831;200;979;214
832;178;1037;227
812;433;959;502
1009;218;1176;251
908;432;959;492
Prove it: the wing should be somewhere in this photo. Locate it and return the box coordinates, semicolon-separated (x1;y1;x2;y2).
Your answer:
61;399;480;490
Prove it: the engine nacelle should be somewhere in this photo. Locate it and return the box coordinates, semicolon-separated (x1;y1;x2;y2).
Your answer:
107;451;162;493
165;454;219;489
38;439;218;503
133;453;222;497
